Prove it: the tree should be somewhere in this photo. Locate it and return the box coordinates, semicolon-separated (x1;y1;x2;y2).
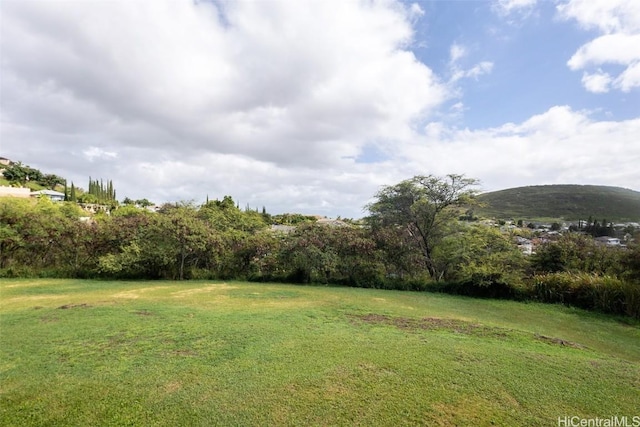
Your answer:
531;233;621;275
164;204;213;280
278;224;339;284
40;174;65;189
86;177;117;203
135;198;153;208
433;224;526;294
621;241;640;284
70;183;77;202
2;162;42;184
366;174;479;281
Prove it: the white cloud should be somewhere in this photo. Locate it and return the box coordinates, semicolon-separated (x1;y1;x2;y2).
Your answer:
400;106;640;193
615;61;640;91
408;3;425;20
0;0;448;215
83;147;118;162
493;0;538;16
581;70;612;93
465;62;494;80
450;44;467;63
448;43;493;84
0;1;637;218
492;0;538;23
559;0;640;92
557;0;640;33
567;34;640;69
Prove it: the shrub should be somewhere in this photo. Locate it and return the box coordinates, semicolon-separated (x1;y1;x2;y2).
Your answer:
530;272;639;318
622;282;640;319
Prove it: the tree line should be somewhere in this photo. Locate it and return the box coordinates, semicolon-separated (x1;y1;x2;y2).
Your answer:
1;174;639;318
1;162;65;189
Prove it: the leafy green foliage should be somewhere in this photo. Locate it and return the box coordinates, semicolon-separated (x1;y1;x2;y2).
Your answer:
1;162;43;184
85;177;117;204
1;162;65;190
531;272;640;318
1;173;639;319
432;224;527;297
621;241;640;284
531;234;622;275
366;174;479;280
271;213;318;225
274;224;385;286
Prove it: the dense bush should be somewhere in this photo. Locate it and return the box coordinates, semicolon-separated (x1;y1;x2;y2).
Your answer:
1;196;639;319
531;234;622;275
531;272;640;319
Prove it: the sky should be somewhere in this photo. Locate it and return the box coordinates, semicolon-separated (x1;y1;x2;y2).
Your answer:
1;0;639;218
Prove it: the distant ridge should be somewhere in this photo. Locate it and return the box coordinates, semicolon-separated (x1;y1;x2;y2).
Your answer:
476;185;640;221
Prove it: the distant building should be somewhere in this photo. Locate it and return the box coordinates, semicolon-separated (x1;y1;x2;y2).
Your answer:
515;236;533;255
594;236;621;247
0;157;12;178
0;186;31;198
31;189;65;202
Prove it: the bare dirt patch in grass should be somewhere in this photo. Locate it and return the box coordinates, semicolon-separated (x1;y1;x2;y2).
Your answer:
162;381;182;394
534;334;586;349
57;303;91;310
350;313;510;338
351;314;589;350
133;309;153;316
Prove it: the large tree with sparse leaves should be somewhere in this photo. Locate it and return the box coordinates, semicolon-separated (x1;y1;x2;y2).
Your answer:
366;174;479;281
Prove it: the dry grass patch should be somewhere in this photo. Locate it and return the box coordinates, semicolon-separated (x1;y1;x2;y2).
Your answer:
171;283;238;297
112;286;173;299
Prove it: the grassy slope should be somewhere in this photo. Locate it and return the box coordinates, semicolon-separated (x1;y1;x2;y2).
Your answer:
477;185;640;221
1;280;639;426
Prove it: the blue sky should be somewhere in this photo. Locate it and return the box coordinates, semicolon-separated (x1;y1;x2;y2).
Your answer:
413;0;636;126
1;0;639;218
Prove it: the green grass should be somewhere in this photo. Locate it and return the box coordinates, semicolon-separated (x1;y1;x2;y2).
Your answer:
1;280;639;426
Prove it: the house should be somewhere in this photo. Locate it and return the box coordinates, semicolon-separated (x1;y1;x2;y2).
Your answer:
594;236;621;247
0;157;12;178
515;236;534;255
31;189;65;202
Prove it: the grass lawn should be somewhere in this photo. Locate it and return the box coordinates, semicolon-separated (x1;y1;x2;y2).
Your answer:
1;279;639;426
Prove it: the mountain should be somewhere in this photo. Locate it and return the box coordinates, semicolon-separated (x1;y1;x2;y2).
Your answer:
476;185;640;222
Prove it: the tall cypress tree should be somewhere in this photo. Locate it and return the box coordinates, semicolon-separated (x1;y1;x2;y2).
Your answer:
70;182;77;202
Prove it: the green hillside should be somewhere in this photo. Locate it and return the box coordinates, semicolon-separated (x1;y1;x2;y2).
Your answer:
477;185;640;221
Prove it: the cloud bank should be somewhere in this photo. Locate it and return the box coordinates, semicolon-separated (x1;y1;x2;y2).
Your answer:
1;0;638;218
